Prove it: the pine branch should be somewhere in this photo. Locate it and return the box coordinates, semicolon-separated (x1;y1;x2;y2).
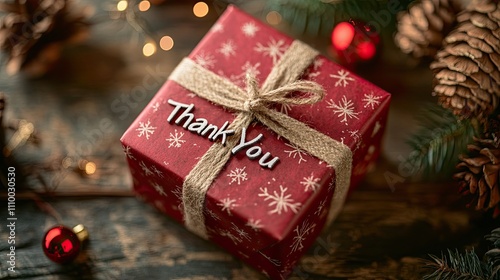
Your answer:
422;227;500;280
405;104;479;181
423;249;491;280
263;0;415;37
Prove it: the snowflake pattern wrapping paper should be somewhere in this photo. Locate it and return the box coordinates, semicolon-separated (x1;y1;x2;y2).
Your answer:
121;6;390;280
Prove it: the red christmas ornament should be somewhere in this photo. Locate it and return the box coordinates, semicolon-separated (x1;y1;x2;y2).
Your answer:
331;19;380;66
42;224;88;264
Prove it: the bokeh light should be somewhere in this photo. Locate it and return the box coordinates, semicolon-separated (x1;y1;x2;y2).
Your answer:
193;2;209;18
357;41;376;60
160;36;174;51
266;11;282;25
138;0;151;12
85;162;97;175
117;0;128;12
143;42;157;56
331;22;355;51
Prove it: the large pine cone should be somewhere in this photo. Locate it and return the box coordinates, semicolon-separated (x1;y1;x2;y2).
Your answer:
430;0;500;122
454;114;500;215
0;0;90;76
394;0;466;58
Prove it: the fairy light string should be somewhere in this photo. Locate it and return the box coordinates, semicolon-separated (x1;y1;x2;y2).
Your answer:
110;0;212;56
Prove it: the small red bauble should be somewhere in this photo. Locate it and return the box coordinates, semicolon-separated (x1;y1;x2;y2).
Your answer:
42;224;88;264
331;19;380;66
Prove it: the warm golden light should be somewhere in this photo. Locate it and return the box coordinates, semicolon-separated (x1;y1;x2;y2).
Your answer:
138;0;151;12
193;2;209;18
85;162;97;175
143;42;156;56
159;36;174;51
116;0;128;12
266;11;282;25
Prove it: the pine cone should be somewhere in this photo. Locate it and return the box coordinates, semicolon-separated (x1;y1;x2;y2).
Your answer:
0;0;90;76
394;0;466;58
430;0;500;122
454;114;500;215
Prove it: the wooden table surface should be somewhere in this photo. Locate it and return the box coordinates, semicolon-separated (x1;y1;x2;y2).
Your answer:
0;1;496;279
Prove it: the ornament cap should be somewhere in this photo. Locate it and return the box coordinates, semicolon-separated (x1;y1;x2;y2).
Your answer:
72;224;89;243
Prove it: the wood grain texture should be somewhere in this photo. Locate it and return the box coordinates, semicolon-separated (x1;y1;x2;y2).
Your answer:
0;1;496;279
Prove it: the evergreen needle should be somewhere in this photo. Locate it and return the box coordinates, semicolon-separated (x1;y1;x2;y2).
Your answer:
423;227;500;280
405;104;478;181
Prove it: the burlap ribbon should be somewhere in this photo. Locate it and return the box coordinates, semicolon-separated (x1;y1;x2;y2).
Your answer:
169;40;353;238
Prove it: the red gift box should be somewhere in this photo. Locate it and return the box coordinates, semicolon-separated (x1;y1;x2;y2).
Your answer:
121;6;390;279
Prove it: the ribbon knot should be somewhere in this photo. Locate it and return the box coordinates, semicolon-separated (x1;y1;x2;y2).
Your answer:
242;99;260;112
242;70;325;115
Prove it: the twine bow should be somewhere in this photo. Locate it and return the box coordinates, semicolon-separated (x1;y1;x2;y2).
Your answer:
241;72;325;114
169;40;353;239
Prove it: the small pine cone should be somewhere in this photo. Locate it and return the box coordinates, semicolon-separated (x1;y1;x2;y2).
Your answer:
454;115;500;214
0;0;91;76
394;0;466;58
430;0;500;122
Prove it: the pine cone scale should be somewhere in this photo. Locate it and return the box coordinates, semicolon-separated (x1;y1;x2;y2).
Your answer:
493;28;500;40
427;12;445;31
470;28;500;49
450;96;466;110
445;33;493;53
436;56;479;74
433;84;457;96
475;88;495;103
453;21;500;48
0;3;20;13
469;72;499;93
460;153;493;166
491;8;500;21
436;68;467;83
471;13;498;30
491;52;500;69
399;15;431;44
443;43;482;61
484;163;499;186
489;187;500;208
471;1;497;13
481;148;500;163
477;179;489;209
410;4;430;30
